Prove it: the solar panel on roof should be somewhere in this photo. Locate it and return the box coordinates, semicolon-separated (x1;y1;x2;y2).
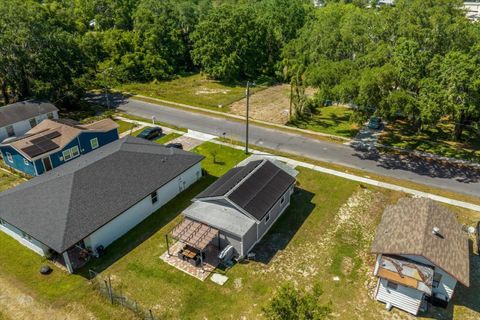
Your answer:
36;140;59;152
44;131;61;139
30;136;48;144
21;145;44;158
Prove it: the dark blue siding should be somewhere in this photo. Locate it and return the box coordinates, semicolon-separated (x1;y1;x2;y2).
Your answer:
1;129;119;176
78;129;119;154
0;145;36;176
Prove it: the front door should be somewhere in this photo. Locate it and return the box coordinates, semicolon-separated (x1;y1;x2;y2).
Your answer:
42;157;52;172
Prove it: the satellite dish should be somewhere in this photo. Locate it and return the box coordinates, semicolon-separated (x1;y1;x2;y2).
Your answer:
468;226;476;234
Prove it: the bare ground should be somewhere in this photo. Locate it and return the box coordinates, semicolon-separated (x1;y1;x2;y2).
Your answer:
229;84;316;124
0;276;95;320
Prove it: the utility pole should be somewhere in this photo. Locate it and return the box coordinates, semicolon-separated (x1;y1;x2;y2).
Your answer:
245;81;256;154
245;81;251;154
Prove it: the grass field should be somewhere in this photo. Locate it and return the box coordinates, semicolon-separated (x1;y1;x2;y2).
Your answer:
0;143;478;319
117;74;265;111
114;119;138;134
288;106;359;138
0;170;24;192
380;120;480;162
79;142;479;319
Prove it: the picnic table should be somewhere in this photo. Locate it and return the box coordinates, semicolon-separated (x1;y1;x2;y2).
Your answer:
182;248;197;260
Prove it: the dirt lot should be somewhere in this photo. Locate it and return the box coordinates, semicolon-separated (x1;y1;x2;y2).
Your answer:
0;276;94;320
229;84;316;124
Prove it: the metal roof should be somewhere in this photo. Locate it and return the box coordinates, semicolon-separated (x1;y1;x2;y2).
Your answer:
0;100;58;128
0;136;204;253
195;159;296;221
183;201;255;237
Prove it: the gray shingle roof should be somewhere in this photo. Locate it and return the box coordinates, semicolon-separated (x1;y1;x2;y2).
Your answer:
0;100;58;128
0;136;203;253
371;198;470;286
195;160;296;221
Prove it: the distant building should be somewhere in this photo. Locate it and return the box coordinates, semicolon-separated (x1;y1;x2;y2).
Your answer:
371;198;469;315
0;100;59;143
0;118;119;176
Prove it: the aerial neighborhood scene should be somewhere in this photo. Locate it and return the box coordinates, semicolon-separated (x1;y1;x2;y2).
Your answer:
1;1;480;320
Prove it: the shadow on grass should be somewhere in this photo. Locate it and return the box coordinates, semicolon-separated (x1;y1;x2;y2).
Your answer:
252;187;316;265
421;240;480;319
76;174;218;279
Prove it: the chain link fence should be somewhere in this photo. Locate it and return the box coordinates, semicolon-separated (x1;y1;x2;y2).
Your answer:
89;270;159;320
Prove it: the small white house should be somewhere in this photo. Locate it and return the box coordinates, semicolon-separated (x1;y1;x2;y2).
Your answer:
0;100;59;142
371;198;470;315
0;136;203;273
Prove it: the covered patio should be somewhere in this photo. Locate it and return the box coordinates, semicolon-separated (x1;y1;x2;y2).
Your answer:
161;218;220;281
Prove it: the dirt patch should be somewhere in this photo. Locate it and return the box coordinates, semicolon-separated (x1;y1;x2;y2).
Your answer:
0;276;93;320
195;88;231;95
229;85;315;124
341;257;354;275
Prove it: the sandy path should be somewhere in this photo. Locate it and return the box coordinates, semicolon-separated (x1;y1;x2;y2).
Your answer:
0;276;88;320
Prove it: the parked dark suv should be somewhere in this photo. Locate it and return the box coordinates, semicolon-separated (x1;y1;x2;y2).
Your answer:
137;127;162;140
165;142;183;149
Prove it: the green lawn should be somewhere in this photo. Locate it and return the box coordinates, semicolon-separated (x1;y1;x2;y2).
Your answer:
379;120;480;162
77;141;433;319
117;73;265;111
115;120;138;134
288;106;359;138
0;170;25;192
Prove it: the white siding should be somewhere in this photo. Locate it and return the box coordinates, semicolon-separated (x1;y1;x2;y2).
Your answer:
84;163;201;253
0;221;49;256
0;111;59;142
376;278;423;315
401;255;457;300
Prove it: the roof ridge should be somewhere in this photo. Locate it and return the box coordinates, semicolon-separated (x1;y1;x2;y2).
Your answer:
224;160;266;198
58;173;77;252
228;161;283;211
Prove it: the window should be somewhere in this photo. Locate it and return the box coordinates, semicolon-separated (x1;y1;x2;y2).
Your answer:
47;112;54;119
151;191;158;204
71;146;80;158
280;196;285;205
29;118;37;128
0;218;5;226
265;214;270;223
90;138;99;149
63;149;72;161
6;152;13;163
433;273;442;288
6;125;15;137
24;159;29;166
386;281;398;290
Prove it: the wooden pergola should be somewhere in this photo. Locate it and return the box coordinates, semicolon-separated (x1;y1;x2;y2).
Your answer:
166;218;219;268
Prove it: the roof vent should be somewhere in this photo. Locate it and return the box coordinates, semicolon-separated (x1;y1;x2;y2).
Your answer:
432;227;442;237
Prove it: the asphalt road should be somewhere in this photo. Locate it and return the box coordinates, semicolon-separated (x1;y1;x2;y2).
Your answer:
89;94;480;198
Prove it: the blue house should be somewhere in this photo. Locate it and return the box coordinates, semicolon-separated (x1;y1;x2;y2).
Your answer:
0;118;119;176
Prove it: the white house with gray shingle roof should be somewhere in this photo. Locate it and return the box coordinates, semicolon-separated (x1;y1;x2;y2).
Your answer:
371;198;470;315
0;100;59;142
0;136;203;273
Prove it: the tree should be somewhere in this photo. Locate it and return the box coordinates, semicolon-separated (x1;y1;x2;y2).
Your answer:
191;4;280;81
263;283;331;320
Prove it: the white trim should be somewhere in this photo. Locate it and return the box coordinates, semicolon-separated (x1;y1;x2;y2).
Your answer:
90;137;99;149
71;145;80;158
5;152;13;163
62;149;72;161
